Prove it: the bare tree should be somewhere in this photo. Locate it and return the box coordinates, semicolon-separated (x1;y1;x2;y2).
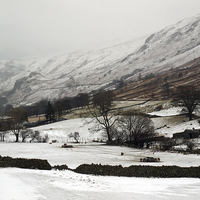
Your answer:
118;110;155;147
186;139;197;152
88;90;118;142
8;107;27;142
68;132;80;143
174;85;200;120
21;129;33;142
0;118;12;141
30;131;49;143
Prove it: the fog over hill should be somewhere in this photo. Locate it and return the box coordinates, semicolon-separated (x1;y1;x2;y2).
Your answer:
1;13;200;105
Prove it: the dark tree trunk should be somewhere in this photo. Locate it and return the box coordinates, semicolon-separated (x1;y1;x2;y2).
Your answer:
106;127;112;142
15;133;19;142
188;112;193;121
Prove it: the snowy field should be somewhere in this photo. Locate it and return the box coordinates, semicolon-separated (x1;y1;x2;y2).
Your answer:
1;142;200;200
1;167;200;200
1;113;200;200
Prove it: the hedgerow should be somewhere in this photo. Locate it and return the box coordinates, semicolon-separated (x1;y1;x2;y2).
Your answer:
1;155;200;178
0;155;51;170
74;163;200;178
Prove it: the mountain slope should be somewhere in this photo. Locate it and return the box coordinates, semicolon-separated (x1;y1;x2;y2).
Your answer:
114;57;200;101
1;14;200;105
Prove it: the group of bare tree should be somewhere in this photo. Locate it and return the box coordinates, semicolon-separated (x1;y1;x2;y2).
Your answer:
0;102;51;142
88;90;156;147
0;92;90;142
1;93;89;120
88;84;200;146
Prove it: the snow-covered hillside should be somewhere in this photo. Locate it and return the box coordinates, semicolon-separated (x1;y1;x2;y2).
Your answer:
1;13;200;105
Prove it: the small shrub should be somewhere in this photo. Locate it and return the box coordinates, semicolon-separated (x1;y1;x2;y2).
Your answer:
155;105;163;111
52;164;68;170
186;140;197;152
160;139;176;151
41;134;49;143
30;131;49;143
21;129;33;142
180;108;187;114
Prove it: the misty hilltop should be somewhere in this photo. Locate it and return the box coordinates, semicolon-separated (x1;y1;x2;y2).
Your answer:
1;13;200;105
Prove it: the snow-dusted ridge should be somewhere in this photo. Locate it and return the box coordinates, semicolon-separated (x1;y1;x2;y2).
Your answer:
1;13;200;105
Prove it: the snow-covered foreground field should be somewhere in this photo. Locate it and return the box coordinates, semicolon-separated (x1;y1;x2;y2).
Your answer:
1;167;200;200
1;143;200;199
1;116;200;200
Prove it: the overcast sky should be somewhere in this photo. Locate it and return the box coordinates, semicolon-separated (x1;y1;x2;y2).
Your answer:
0;0;200;60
